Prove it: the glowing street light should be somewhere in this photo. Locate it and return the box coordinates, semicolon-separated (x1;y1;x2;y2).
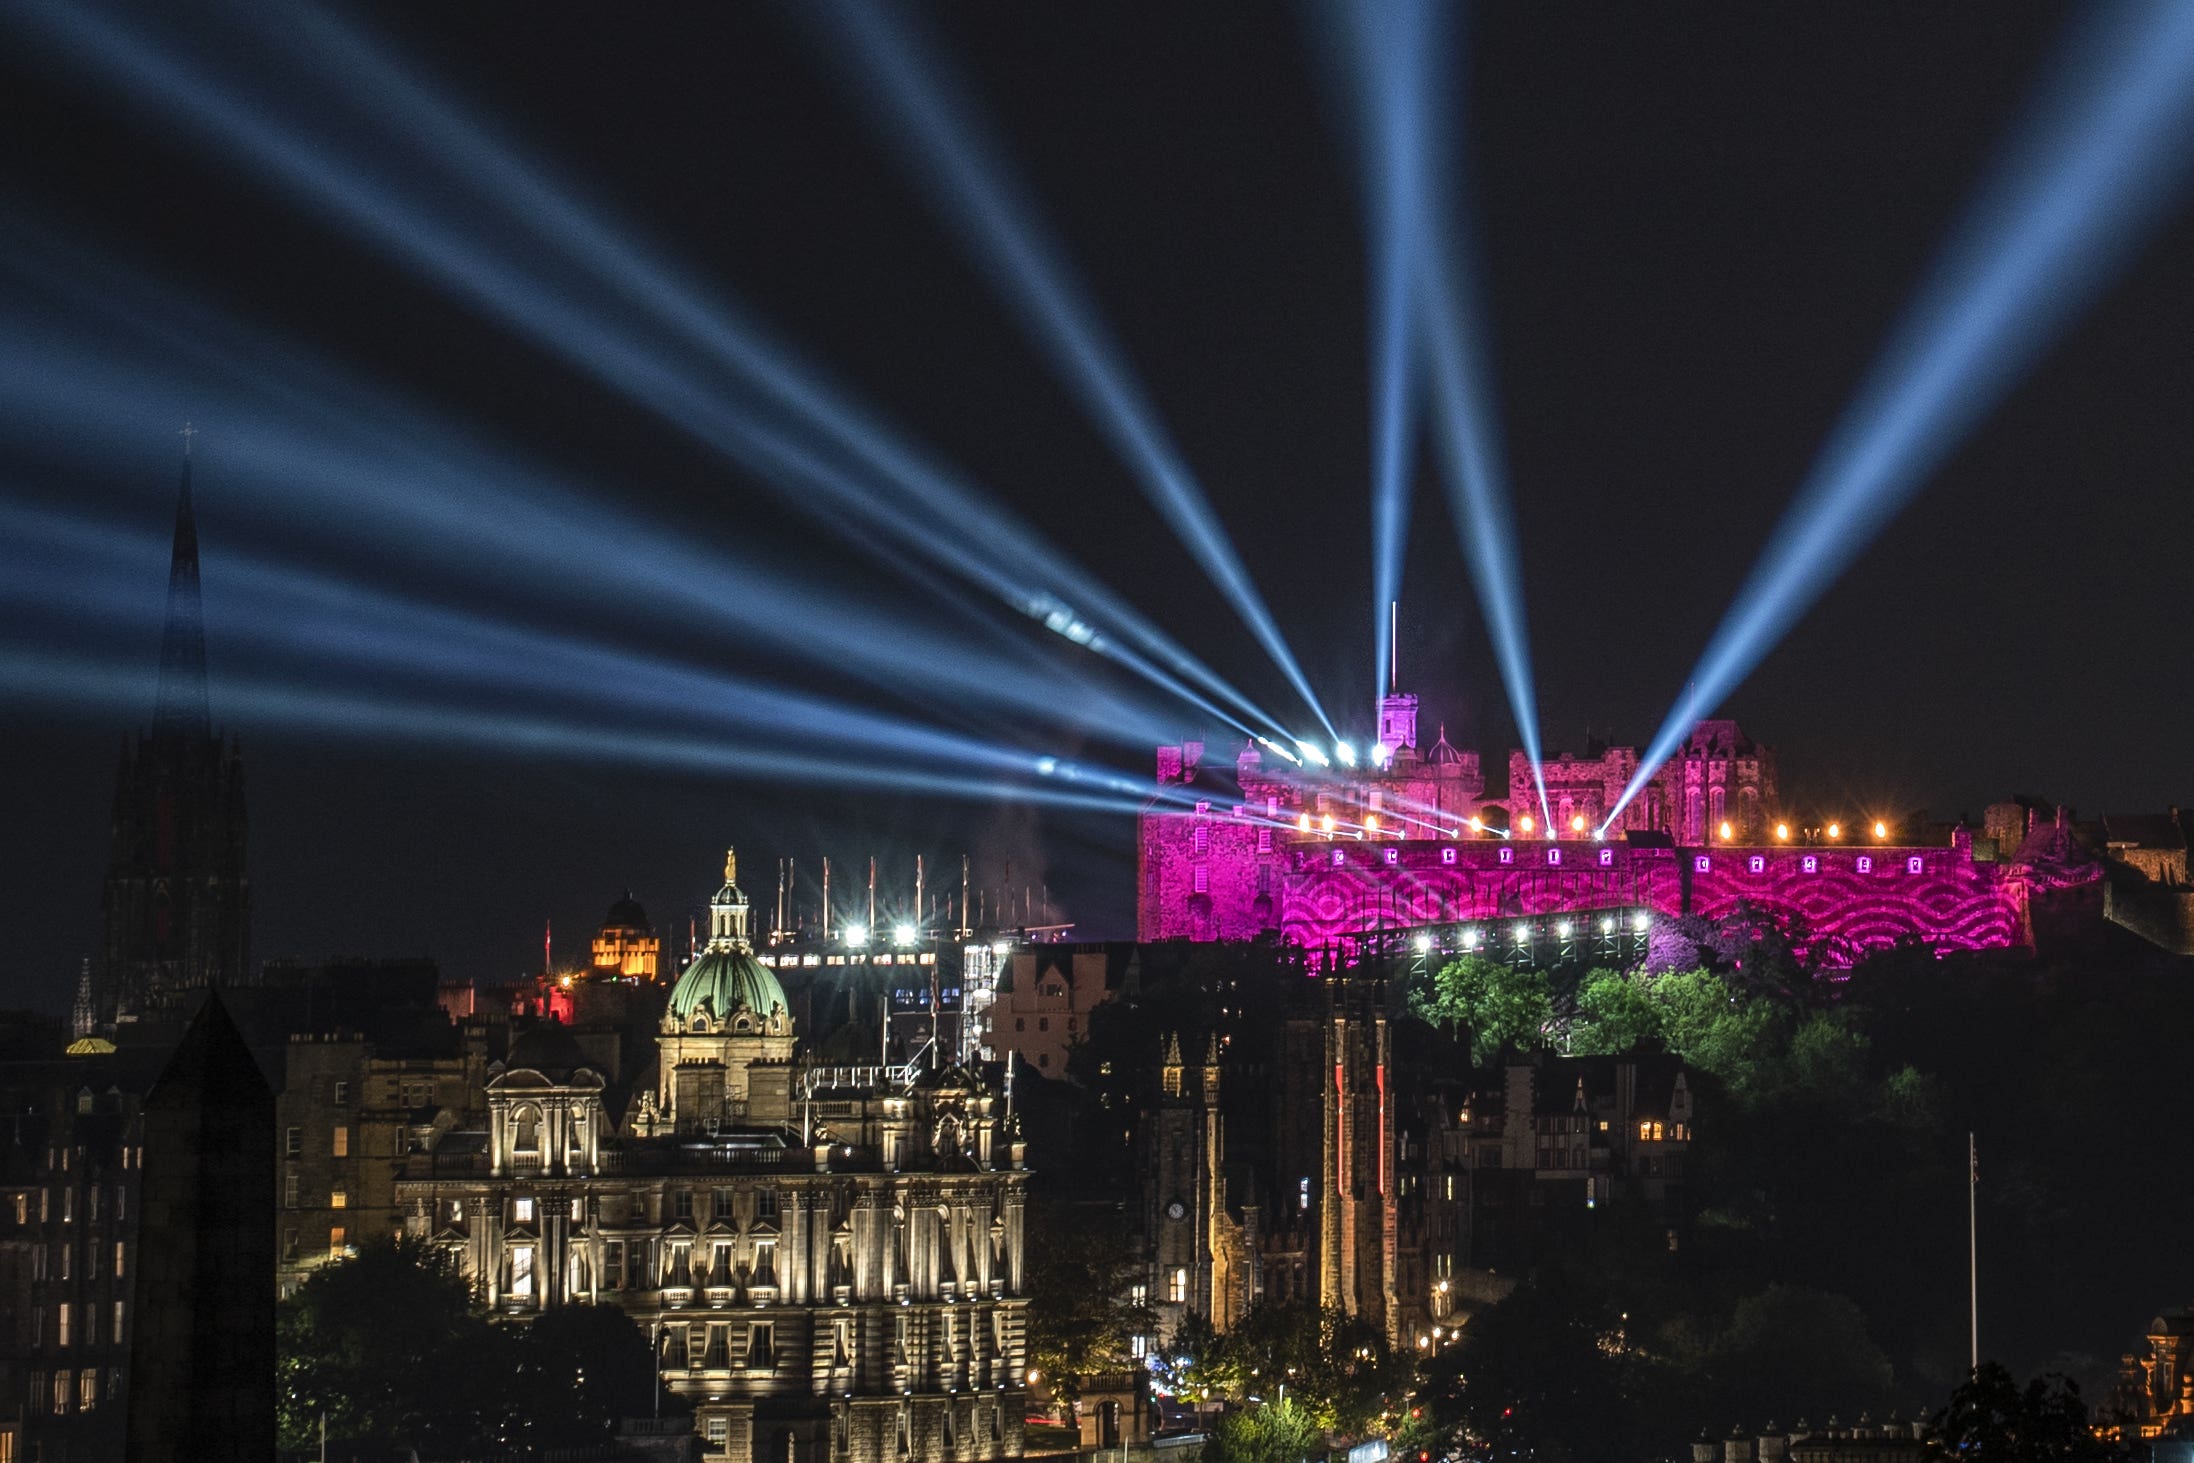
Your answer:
1412;933;1432;953
1827;822;1843;840
1718;820;1734;842
1570;814;1587;833
845;923;870;947
893;922;918;947
1774;822;1790;841
1873;820;1889;841
1518;814;1535;835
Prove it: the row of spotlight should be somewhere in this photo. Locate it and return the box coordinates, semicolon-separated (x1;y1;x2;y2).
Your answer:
1406;912;1656;954
1292;808;1895;843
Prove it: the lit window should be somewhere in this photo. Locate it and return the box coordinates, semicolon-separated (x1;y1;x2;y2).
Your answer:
113;1242;125;1279
328;1226;346;1259
330;1190;347;1210
514;1197;535;1223
58;1303;71;1348
284;1173;299;1209
53;1369;70;1415
78;1368;98;1411
112;1301;125;1341
1169;1268;1188;1304
1652;1122;1664;1141
706;1418;730;1445
1131;1334;1150;1359
331;1126;349;1158
511;1245;535;1299
1638;1121;1652;1141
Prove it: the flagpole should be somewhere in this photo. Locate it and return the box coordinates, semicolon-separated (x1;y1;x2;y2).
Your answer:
1968;1130;1979;1370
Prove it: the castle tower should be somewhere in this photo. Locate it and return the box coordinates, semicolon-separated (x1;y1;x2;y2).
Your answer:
100;450;250;1026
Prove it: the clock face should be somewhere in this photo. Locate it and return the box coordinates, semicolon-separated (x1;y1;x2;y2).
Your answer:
1166;1200;1186;1220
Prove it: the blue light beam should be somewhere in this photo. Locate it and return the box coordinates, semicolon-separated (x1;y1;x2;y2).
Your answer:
1603;0;2194;832
808;0;1337;739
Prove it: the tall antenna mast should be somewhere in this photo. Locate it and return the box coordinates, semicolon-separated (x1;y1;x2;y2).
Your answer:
868;855;877;930
961;854;972;937
822;857;832;940
915;855;925;934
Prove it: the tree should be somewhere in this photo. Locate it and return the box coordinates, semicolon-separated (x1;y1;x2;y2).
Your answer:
1927;1362;2137;1461
1414;955;1553;1064
1214;1302;1411;1436
503;1303;657;1444
1677;1285;1894;1428
1155;1311;1229;1402
1024;1202;1155;1402
1570;968;1661;1055
1203;1396;1324;1463
277;1235;499;1455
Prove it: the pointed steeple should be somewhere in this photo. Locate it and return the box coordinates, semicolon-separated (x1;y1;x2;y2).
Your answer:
154;444;211;739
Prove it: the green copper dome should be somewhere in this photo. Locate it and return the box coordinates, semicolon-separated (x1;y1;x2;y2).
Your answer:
667;944;786;1027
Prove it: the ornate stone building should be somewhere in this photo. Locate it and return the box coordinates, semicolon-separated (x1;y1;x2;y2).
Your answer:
397;854;1031;1463
593;894;665;982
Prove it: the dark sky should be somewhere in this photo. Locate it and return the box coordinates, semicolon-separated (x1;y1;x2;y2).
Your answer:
3;1;2189;1011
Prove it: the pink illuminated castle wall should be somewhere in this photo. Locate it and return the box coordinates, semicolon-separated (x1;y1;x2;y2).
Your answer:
1137;693;2099;965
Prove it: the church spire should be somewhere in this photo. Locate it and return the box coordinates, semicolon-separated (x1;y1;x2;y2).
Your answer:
154;439;211;739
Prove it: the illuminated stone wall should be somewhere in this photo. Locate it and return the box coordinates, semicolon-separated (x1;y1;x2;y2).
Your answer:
1274;838;2050;967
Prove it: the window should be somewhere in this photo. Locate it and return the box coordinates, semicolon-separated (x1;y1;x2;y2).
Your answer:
116;1187;125;1221
604;1241;623;1290
746;1321;776;1368
78;1369;97;1411
1299;1176;1311;1211
283;1229;298;1261
57;1243;70;1280
1748;855;1765;874
286;1126;301;1157
1168;1267;1187;1304
672;1191;693;1222
1498;846;1514;865
514;1197;535;1223
1383;848;1399;866
1907;855;1924;875
330;1190;347;1210
113;1241;124;1279
705;1418;730;1445
1258;828;1273;854
1130;1281;1148;1304
1131;1333;1150;1358
111;1301;124;1343
756;1189;779;1222
1546;848;1561;866
1192;865;1209;894
1598;847;1615;867
329;1226;346;1259
283;1173;299;1209
570;1197;585;1221
1857;856;1874;874
1037;1017;1049;1032
1015;1018;1025;1032
333;1081;349;1105
57;1305;71;1348
10;1192;23;1223
1802;855;1819;873
331;1126;349;1158
510;1245;535;1299
1192;825;1210;855
1652;1122;1664;1141
1441;847;1457;865
1638;1121;1653;1141
52;1370;70;1415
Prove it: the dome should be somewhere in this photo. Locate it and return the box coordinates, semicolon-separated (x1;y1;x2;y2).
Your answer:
1426;726;1469;767
602;893;651;932
668;944;786;1028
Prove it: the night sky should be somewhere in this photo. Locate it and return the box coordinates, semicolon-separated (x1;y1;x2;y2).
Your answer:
3;1;2189;1011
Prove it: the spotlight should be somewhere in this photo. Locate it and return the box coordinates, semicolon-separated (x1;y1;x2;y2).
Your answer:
1335;741;1358;767
1873;821;1889;841
845;923;869;947
1412;933;1432;954
1297;813;1313;833
1462;929;1479;949
1632;912;1650;932
1718;821;1733;842
1298;741;1332;768
1827;822;1842;840
1775;822;1790;841
1365;814;1380;833
1556;922;1571;939
1468;816;1483;831
990;940;1010;956
1599;917;1613;935
1514;925;1530;943
1372;741;1392;768
1321;814;1337;834
893;922;918;947
1569;814;1586;833
1518;815;1535;835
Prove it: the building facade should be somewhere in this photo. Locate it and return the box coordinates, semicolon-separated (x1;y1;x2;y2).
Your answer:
396;854;1032;1463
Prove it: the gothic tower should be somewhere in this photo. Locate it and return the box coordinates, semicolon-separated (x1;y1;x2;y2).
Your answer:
100;450;250;1027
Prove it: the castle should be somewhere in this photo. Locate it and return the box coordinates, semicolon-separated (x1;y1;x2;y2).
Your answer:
1139;685;2103;966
